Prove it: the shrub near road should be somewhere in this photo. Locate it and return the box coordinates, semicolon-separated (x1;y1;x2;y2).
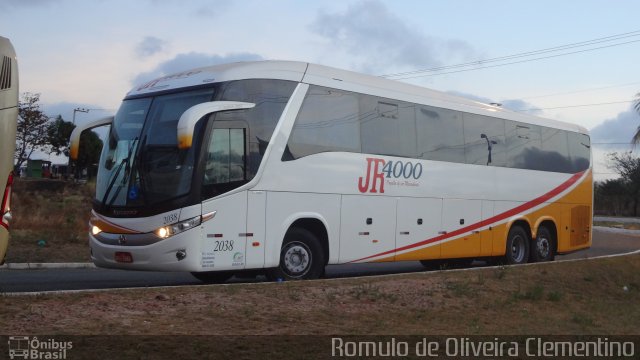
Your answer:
6;179;93;263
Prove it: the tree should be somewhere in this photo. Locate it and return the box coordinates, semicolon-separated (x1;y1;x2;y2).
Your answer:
595;179;629;216
607;152;640;216
46;115;76;157
14;93;50;172
634;93;640;145
74;130;103;178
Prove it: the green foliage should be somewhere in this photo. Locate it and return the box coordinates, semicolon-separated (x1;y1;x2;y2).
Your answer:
75;130;103;176
14;92;50;172
46;115;76;156
511;284;545;301
596;152;640;216
347;283;398;303
547;291;563;302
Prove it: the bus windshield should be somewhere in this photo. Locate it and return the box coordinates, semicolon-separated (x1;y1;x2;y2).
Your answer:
96;88;215;208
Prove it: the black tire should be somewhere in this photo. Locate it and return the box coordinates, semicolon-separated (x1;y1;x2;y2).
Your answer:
268;227;325;280
191;271;234;283
530;226;555;262
504;225;530;264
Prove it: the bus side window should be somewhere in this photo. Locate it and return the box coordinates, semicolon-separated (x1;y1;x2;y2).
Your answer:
203;128;246;185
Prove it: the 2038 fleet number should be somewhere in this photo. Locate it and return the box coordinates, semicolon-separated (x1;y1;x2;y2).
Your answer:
214;240;234;252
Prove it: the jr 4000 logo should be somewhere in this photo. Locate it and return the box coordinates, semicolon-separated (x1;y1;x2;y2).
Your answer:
358;157;423;193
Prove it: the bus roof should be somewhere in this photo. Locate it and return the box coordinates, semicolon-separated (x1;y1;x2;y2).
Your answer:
127;60;588;134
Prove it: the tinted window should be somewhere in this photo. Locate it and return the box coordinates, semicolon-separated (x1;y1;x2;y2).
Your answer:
283;85;590;174
361;98;417;157
146;89;214;146
137;89;214;204
416;106;465;163
506;122;543;170
463;113;506;166
218;79;296;177
568;132;591;172
286;87;361;159
203;128;246;185
539;127;572;172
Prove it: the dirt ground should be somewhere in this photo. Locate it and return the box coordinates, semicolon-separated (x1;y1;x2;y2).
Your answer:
1;253;638;336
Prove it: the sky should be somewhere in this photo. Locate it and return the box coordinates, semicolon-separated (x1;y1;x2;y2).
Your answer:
1;0;640;180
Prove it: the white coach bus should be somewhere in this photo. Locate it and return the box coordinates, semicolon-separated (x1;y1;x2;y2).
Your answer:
70;61;592;282
0;36;18;265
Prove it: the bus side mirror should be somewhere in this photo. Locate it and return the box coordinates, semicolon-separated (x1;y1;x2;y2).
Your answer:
69;116;114;160
177;101;255;149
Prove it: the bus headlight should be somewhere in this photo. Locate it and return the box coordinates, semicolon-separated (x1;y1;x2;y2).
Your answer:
92;225;102;236
155;215;202;239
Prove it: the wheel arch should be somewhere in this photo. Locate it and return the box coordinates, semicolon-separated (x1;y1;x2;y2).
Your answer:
275;213;331;266
287;217;330;265
507;217;533;240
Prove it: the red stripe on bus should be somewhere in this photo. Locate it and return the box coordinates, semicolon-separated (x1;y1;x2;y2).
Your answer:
350;170;586;263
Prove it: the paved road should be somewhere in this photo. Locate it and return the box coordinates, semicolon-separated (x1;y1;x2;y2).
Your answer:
1;228;638;293
594;216;640;224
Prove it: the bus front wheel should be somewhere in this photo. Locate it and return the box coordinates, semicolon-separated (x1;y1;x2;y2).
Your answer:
504;225;530;265
268;228;325;281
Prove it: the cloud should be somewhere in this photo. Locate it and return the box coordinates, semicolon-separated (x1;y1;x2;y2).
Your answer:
446;91;543;115
41;102;115;125
590;107;640;145
0;0;60;10
309;0;478;74
146;0;232;18
135;36;168;58
132;51;264;86
191;1;232;18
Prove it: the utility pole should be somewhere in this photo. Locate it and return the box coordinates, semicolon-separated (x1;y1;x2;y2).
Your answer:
72;108;89;124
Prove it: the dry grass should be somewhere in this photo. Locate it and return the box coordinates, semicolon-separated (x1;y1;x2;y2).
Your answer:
1;254;639;336
6;179;94;262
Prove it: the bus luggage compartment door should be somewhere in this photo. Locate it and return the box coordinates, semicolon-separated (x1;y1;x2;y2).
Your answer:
339;195;396;263
395;197;442;261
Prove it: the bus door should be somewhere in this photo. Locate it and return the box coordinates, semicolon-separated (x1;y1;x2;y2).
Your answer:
395;197;442;261
200;121;249;270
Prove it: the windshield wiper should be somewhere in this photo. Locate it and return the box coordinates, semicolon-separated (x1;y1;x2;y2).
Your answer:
101;137;139;207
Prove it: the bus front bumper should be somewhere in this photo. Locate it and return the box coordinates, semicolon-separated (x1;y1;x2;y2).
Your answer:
89;228;202;272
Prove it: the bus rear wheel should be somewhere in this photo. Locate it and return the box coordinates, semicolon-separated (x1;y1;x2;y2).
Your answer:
504;225;530;265
531;226;555;262
268;228;325;281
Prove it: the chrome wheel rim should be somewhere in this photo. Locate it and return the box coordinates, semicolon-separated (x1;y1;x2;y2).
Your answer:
283;242;311;277
536;235;550;259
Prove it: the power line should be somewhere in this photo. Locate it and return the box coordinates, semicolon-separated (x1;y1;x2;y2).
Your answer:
380;30;640;79
391;39;640;80
382;30;640;78
520;81;640;100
